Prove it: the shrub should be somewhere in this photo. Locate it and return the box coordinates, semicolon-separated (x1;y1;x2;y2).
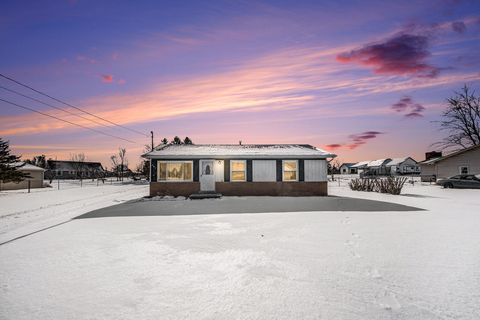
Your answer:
375;176;407;195
349;177;407;195
349;178;376;192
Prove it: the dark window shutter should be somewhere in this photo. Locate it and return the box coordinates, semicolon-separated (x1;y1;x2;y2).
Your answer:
151;160;157;182
247;160;253;182
276;160;282;181
299;159;304;181
224;160;230;182
193;160;199;181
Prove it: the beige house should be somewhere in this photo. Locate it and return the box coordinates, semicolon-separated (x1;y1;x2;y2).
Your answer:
420;145;480;181
0;163;45;191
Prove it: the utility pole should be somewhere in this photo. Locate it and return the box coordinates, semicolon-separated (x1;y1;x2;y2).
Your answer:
151;131;154;151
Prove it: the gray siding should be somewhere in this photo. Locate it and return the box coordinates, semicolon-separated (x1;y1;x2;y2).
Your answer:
435;147;480;178
304;160;327;182
252;160;276;182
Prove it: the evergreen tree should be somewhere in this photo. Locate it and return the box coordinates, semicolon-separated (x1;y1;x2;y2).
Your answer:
172;136;182;144
0;138;30;184
161;137;169;144
183;136;193;144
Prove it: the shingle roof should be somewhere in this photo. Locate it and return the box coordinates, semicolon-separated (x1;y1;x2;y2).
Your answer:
340;163;356;167
143;144;335;159
366;158;391;167
9;162;45;171
351;161;370;168
386;157;416;166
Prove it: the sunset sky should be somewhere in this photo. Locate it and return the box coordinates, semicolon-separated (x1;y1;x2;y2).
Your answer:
1;0;479;168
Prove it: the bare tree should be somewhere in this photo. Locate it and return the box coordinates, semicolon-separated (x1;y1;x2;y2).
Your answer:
118;148;127;181
435;85;480;150
110;155;119;181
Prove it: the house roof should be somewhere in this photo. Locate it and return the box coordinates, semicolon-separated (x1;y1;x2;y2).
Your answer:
366;158;391;167
419;144;480;165
385;157;416;166
351;161;370;168
143;144;336;159
340;163;356;168
46;160;104;171
10;162;45;171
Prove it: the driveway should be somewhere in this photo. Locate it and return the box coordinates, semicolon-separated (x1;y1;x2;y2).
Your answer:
75;196;423;219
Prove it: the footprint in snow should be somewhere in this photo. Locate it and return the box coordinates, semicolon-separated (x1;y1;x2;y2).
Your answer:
377;290;401;311
370;268;382;279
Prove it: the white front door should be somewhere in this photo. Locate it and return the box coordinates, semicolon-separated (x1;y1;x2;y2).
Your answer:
200;160;215;192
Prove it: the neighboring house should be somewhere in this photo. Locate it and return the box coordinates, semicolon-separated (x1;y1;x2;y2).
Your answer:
46;160;105;179
339;163;358;174
363;159;392;176
142;144;336;197
419;145;480;181
386;157;420;175
0;162;45;190
350;161;369;173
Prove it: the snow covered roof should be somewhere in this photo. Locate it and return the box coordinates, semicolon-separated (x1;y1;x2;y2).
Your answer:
340;163;356;168
385;157;416;166
351;161;370;168
366;158;391;167
143;144;336;159
9;162;45;171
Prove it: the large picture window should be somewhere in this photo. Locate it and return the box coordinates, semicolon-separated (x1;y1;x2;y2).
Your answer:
230;160;246;182
158;161;193;181
283;160;298;181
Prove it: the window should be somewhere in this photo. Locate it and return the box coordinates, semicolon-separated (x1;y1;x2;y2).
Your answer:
283;160;298;181
230;160;246;182
158;161;193;181
459;166;469;174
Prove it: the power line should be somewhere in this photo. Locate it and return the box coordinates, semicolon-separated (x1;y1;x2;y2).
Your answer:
0;98;139;144
0;85;113;129
0;73;149;137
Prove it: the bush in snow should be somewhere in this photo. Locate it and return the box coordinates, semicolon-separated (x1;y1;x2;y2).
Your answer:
375;177;407;195
349;178;376;192
349;177;407;195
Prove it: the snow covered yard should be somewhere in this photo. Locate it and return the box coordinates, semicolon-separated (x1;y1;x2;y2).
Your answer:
1;182;480;319
0;180;148;244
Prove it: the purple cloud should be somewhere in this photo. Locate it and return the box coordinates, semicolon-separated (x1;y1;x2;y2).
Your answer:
325;131;384;150
391;96;425;118
336;34;439;78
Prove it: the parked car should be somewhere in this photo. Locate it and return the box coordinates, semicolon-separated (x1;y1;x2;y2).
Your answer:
436;174;480;189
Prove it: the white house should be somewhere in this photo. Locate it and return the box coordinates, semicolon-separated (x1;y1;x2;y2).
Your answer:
339;163;358;174
0;162;45;191
386;157;420;175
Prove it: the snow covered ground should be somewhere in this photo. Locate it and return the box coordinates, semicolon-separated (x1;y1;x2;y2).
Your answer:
1;181;480;319
0;179;148;244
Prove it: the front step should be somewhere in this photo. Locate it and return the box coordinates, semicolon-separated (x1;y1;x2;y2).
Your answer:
189;192;223;200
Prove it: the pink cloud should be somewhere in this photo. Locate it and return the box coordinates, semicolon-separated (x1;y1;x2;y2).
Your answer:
324;144;342;150
117;79;126;85
336;34;439;78
101;74;113;83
